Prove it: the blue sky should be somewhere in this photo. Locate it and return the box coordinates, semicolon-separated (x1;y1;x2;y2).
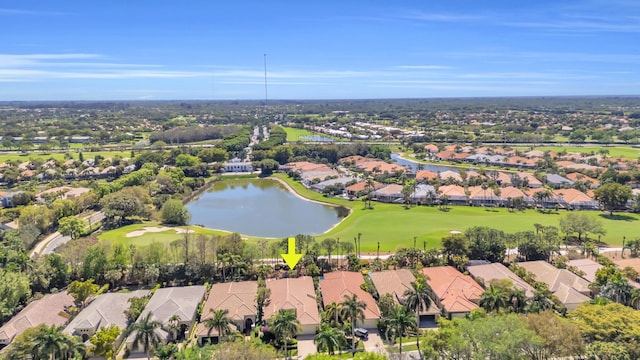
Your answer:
1;0;639;100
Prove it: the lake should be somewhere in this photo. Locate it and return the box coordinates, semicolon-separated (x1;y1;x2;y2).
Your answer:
186;178;348;238
391;153;462;173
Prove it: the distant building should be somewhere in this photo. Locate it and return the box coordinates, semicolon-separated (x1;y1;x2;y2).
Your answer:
224;158;253;172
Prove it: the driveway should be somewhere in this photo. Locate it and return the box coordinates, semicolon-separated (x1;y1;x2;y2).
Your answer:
363;329;386;355
297;334;316;359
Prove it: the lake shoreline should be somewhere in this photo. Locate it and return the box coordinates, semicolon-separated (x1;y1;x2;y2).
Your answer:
185;176;352;239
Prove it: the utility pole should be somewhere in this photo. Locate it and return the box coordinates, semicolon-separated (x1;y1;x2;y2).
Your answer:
263;53;268;103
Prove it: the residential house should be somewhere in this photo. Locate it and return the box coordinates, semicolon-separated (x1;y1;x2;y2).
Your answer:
467;186;501;206
415;170;437;183
518;261;591;310
545;174;574;188
498;186;534;207
319;272;381;329
0;292;74;348
224;158;253;172
65;290;149;344
309;177;355;192
438;170;463;183
556;161;603;172
421;266;484;319
467;263;535;298
438;185;468;204
566;259;602;283
526;188;567;209
197;281;258;345
411;184;437;204
424;144;439;154
125;286;206;352
35;186;90;202
344;180;382;198
566;173;600;189
554;189;600;210
369;269;439;324
265;277;320;335
372;184;404;203
517;172;543;188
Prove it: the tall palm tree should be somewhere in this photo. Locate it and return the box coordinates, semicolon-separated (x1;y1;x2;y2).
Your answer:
403;276;433;351
340;294;367;350
269;309;301;359
126;312;163;360
509;288;528;313
314;322;345;355
385;305;416;358
204;309;233;344
479;285;509;313
323;301;342;326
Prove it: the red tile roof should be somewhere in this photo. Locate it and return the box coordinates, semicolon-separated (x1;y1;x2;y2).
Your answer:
421;266;483;314
319;272;381;320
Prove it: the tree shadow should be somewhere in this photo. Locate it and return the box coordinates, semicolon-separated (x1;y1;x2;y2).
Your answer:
599;213;637;222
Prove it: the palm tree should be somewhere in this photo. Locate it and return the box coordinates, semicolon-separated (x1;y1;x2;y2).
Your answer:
204;309;233;344
269;309;301;359
126;312;163;360
384;305;416;357
364;176;375;209
403;276;432;351
533;189;552;210
31;325;69;360
166;314;181;342
509;288;528;313
479;285;509;313
323;301;342;326
340;294;367;350
314;322;345;355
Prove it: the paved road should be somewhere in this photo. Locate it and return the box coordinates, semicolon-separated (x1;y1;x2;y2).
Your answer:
30;211;105;258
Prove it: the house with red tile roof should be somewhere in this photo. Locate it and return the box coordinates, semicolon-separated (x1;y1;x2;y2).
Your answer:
344;181;383;198
424;144;439;154
416;170;437;182
265;277;320;335
438;185;467;204
554;188;600;210
498;186;534;206
566;173;600;188
467;186;501;206
196;281;258;345
438;170;463;183
421;266;484;319
320;272;381;329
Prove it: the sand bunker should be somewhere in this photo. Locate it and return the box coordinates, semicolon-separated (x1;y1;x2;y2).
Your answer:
126;226;194;238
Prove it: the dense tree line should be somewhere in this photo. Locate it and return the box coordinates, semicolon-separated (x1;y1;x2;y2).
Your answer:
149;125;242;144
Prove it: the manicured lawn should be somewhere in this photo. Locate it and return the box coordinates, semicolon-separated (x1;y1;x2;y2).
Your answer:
273;174;639;252
282;126;341;142
98;221;237;247
513;145;640;160
283;127;316;142
99;174;640;253
0;150;131;163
